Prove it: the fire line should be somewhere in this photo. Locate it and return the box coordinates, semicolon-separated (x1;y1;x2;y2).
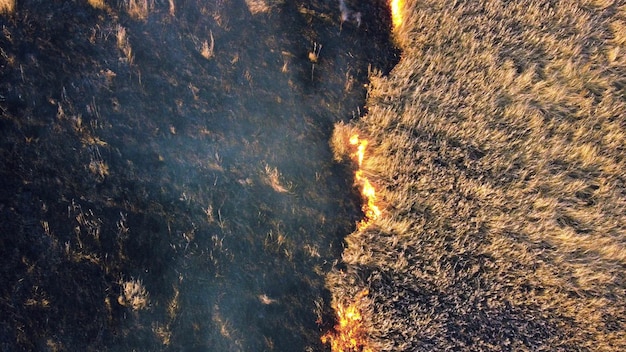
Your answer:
349;134;381;230
321;134;381;351
390;0;404;29
321;289;373;352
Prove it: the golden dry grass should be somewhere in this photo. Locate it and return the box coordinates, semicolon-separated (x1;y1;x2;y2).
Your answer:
326;0;626;350
116;25;133;64
118;278;149;311
0;0;15;15
200;31;215;60
263;164;291;193
87;0;106;10
168;0;175;16
124;0;150;20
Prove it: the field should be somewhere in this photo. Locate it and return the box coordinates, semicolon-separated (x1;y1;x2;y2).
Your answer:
0;0;397;350
1;0;625;350
325;0;626;350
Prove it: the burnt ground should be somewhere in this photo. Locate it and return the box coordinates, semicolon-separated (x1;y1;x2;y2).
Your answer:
0;0;398;350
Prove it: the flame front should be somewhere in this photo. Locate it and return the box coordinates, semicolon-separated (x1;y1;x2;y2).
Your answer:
349;135;380;229
321;289;372;352
321;135;380;351
389;0;404;29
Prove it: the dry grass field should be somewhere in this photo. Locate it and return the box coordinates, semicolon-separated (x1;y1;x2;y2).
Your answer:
325;0;626;350
0;0;14;15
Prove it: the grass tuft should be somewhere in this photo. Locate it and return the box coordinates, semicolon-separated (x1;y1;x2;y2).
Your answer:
118;278;149;311
87;0;106;10
124;0;151;20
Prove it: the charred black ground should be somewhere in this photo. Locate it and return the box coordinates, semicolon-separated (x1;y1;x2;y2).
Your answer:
0;0;398;350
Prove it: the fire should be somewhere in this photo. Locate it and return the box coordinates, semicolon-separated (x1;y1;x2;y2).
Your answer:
349;135;381;229
389;0;404;29
321;134;379;351
321;289;373;352
355;171;382;221
350;134;367;166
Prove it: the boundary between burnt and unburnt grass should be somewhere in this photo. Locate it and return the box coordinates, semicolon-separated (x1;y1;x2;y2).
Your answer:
325;0;626;351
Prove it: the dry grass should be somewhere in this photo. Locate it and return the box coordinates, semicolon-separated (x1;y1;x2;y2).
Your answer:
262;164;291;193
168;0;175;17
116;25;133;64
326;0;626;350
200;31;215;60
87;0;106;10
124;0;151;21
245;0;270;15
0;0;15;15
118;278;149;311
243;0;285;15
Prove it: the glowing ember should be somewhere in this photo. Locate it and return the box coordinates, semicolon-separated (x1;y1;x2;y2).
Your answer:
389;0;404;29
321;289;373;352
349;135;380;229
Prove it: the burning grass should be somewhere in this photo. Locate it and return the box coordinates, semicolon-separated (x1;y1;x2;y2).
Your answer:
389;0;404;30
326;0;626;350
331;124;383;230
321;289;372;352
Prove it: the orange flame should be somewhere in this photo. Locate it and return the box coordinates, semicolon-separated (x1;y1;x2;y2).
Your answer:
321;134;380;351
389;0;404;29
321;289;372;352
349;134;381;229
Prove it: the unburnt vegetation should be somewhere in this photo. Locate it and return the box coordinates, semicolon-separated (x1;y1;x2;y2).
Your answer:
327;0;626;350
